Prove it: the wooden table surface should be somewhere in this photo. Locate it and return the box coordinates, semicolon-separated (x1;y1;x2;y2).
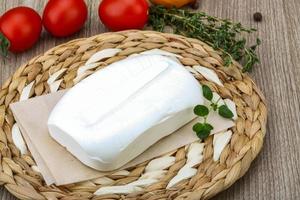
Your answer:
1;0;299;199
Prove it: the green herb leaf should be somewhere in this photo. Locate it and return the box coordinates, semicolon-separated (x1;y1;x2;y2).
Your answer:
202;85;213;101
194;105;209;116
210;103;218;111
218;105;234;119
192;123;202;132
193;123;213;140
0;33;10;57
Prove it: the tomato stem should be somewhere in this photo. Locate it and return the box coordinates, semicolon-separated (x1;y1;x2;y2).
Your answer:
0;33;10;56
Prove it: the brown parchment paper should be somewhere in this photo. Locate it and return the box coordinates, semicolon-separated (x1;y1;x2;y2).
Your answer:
10;90;234;186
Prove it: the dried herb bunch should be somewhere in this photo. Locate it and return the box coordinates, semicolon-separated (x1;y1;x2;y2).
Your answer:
149;5;261;72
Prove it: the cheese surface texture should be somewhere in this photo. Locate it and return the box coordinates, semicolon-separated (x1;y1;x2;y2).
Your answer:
48;55;203;171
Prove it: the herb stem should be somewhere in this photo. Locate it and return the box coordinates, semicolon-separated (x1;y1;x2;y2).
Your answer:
149;5;261;72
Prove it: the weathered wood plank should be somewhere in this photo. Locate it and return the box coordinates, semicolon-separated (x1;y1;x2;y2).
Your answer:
0;0;299;199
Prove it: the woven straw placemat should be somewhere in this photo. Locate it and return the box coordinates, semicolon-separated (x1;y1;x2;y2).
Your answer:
0;30;267;200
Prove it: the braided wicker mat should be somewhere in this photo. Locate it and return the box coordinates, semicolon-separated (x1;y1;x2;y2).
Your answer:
0;30;267;200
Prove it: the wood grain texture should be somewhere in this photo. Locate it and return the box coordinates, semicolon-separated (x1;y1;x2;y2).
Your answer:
0;0;299;199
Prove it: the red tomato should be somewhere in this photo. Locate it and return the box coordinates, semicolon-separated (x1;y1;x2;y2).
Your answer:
99;0;149;31
0;7;42;53
43;0;87;37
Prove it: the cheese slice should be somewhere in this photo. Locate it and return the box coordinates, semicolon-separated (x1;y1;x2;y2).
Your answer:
48;55;203;171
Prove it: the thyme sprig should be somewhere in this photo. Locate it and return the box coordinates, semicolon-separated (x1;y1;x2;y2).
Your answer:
149;5;260;72
193;85;233;140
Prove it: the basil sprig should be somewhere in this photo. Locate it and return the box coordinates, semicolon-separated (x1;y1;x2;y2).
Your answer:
193;85;234;140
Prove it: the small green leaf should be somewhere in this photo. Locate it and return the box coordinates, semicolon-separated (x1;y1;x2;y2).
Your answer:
256;38;261;45
223;55;233;66
202;85;213;101
196;130;210;140
0;33;10;57
218;105;234;119
210;103;218;111
194;105;209;117
192;123;203;133
194;123;214;140
204;123;213;131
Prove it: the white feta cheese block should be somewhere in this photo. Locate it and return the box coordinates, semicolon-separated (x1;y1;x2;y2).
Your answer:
48;55;203;171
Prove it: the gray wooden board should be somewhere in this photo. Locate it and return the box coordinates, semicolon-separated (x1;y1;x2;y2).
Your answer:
0;0;299;199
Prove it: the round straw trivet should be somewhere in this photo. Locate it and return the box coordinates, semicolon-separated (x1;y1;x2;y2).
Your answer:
0;30;267;200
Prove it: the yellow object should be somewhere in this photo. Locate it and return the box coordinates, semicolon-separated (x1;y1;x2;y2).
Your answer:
152;0;195;8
